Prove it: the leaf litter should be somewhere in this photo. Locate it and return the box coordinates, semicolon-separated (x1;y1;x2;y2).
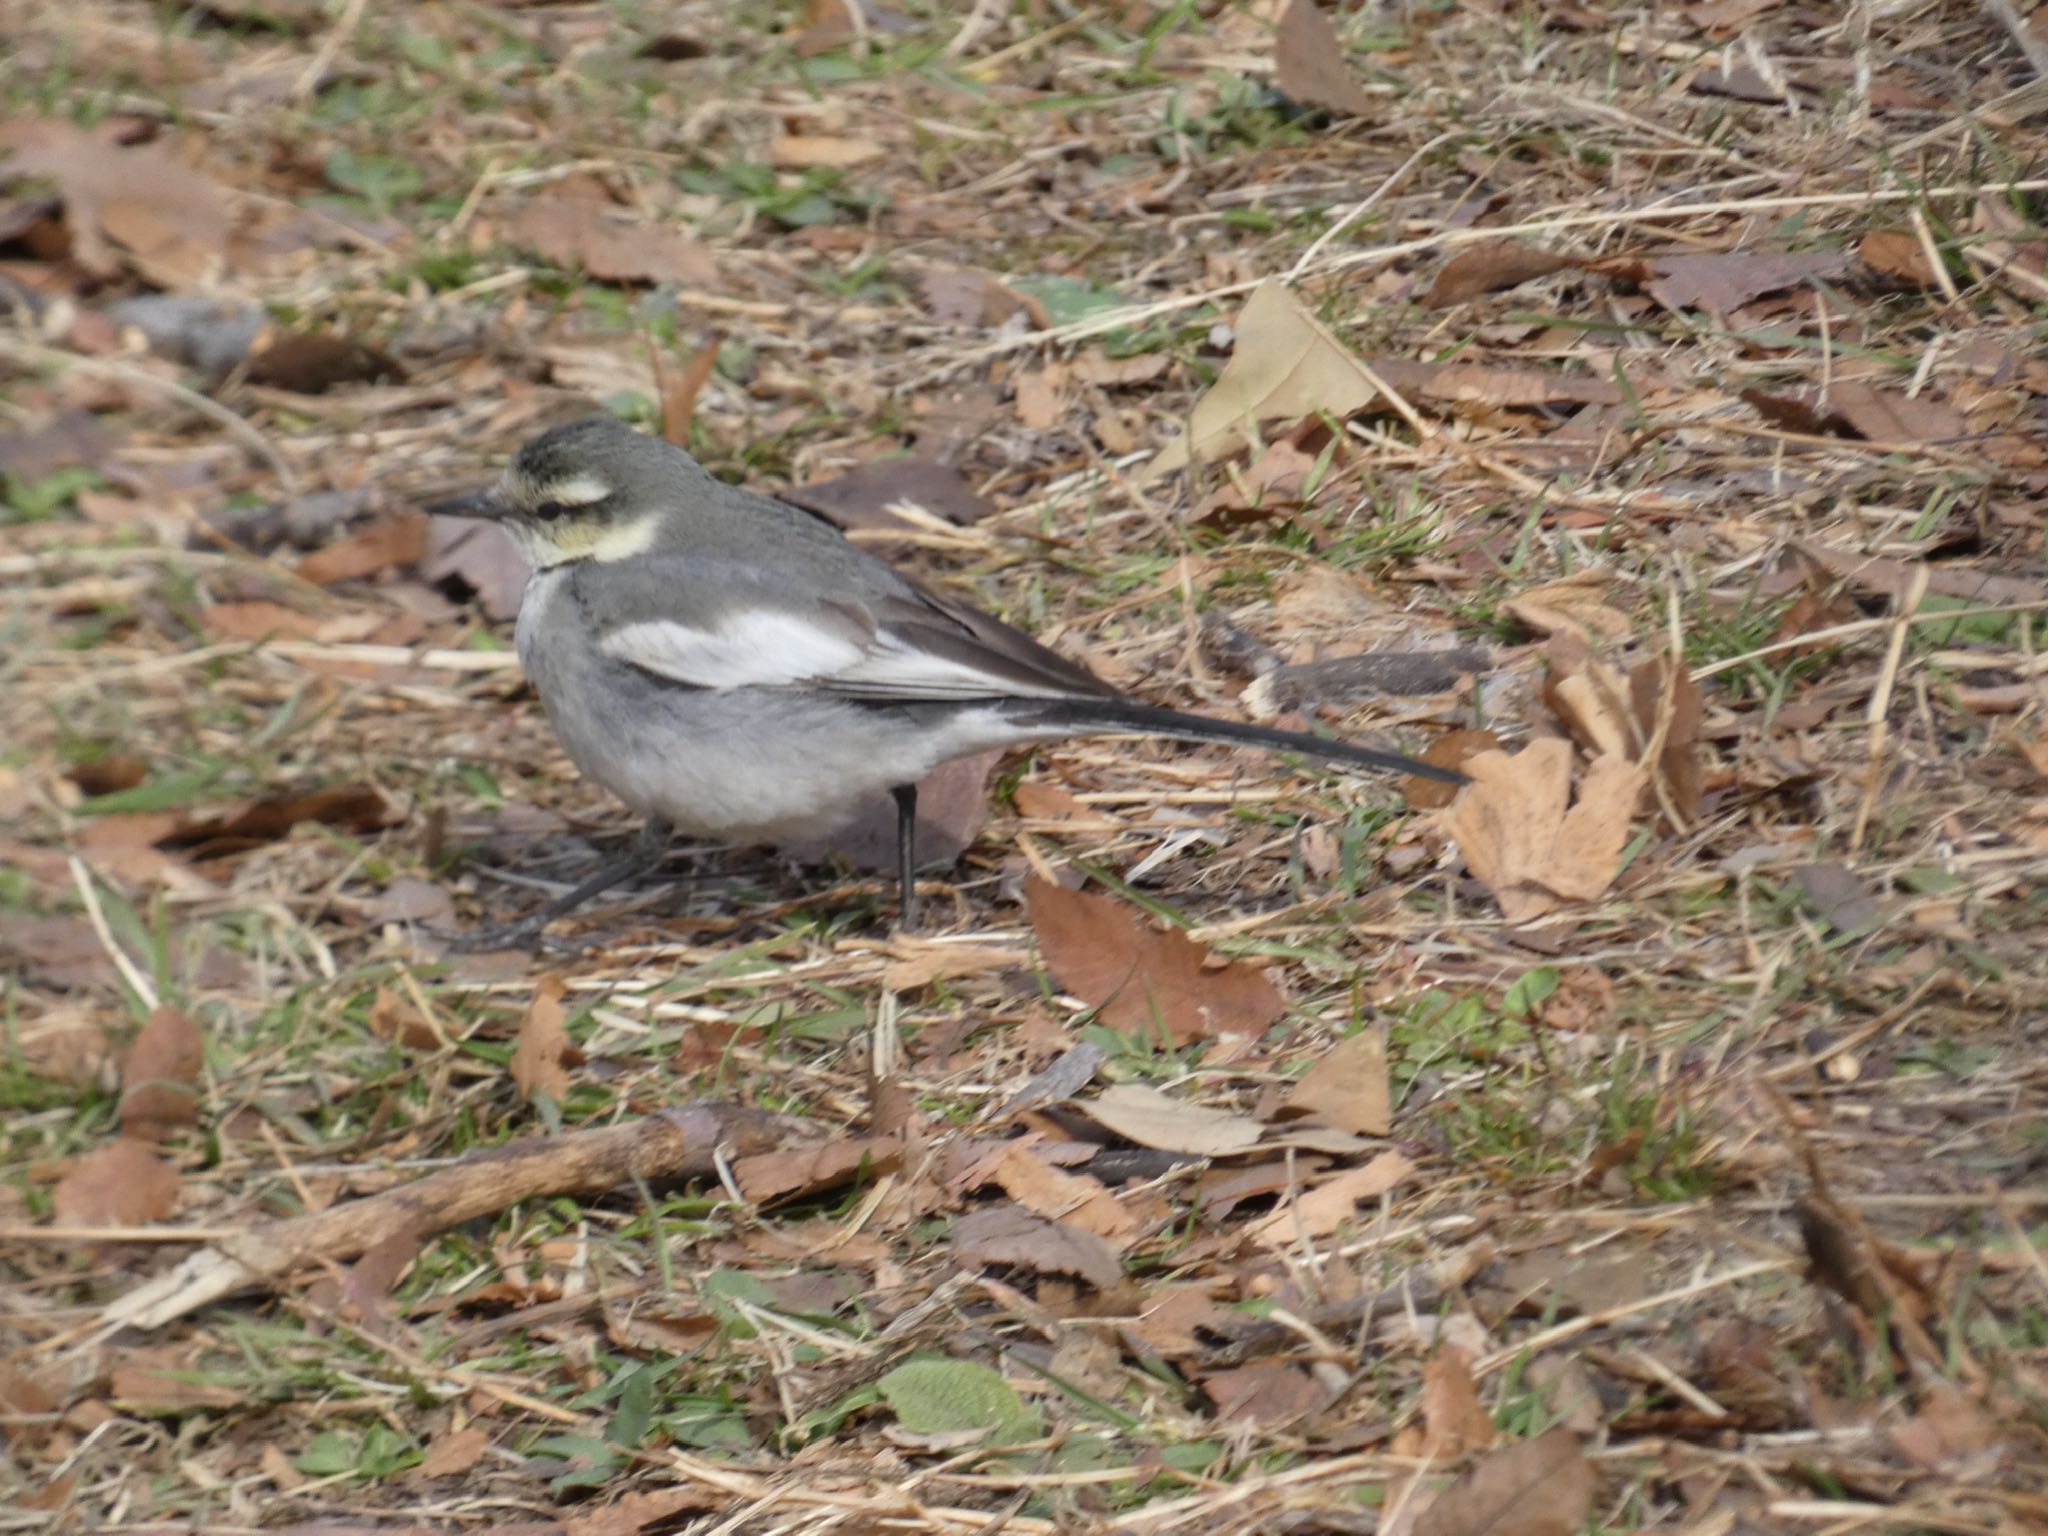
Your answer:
3;2;2047;1532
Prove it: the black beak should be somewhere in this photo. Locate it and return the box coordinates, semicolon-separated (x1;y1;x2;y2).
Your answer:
425;485;506;519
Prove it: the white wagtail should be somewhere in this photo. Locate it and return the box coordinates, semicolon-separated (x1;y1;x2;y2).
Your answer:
436;415;1464;941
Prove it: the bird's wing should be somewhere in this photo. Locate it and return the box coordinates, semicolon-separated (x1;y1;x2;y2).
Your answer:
584;558;1117;703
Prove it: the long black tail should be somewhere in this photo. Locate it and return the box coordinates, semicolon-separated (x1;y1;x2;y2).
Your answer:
1009;699;1466;785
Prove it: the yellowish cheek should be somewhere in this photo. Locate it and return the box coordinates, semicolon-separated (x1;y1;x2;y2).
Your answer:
529;513;661;566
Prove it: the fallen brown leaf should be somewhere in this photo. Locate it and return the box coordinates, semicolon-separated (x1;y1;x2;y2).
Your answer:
118;1006;203;1142
66;755;147;797
656;330;722;445
368;987;441;1049
423;516;531;623
296;513;430;586
1827;381;1969;445
1541;632;1637;761
1026;879;1284;1043
510;975;573;1102
1591;246;1848;315
1273;0;1374;116
565;1486;723;1536
1369;358;1621;410
162;784;399;855
1150;279;1382;473
52;1136;179;1226
1860;228;1940;287
1796;540;2046;607
1887;1384;2005;1473
410;1425;490;1481
201;600;328;643
1081;1084;1264;1157
1411;1427;1596;1536
732;1134;904;1205
787;749;1001;878
984;1141;1137;1241
1404;729;1503;809
1202;1361;1332;1424
110;1346;245;1412
246;327;403;393
1442;741;1645;922
0;120;231;287
508;194;717;288
914;265;1034;329
1425;242;1578;307
1278;1029;1391;1136
781;456;996;536
1627;649;1703;826
1247;1150;1413;1246
1420;1346;1495;1459
1687;0;1788;30
952;1201;1124;1289
1504;571;1634;643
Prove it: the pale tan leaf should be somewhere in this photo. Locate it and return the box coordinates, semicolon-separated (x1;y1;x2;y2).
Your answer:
1441;742;1644;921
769;135;885;169
1279;1029;1391;1136
1248;1150;1413;1246
1081;1084;1264;1157
1149;280;1381;473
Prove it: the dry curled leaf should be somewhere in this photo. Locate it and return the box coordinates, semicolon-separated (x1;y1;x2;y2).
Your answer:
1425;242;1578;307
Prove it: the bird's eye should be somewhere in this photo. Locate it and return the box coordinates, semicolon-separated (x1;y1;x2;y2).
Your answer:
533;499;571;521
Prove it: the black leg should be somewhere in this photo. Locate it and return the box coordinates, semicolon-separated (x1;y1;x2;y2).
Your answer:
448;818;674;951
890;783;919;931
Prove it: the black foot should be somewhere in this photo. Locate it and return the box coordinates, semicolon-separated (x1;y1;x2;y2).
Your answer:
443;818;675;951
890;783;920;932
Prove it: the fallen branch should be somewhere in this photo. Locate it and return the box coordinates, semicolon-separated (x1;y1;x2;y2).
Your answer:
92;1102;801;1336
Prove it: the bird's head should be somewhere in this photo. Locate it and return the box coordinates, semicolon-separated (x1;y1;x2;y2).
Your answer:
442;416;689;567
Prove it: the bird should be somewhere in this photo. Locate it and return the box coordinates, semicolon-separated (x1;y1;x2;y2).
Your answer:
436;415;1465;943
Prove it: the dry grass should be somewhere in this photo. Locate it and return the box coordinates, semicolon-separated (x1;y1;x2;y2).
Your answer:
3;2;2047;1532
